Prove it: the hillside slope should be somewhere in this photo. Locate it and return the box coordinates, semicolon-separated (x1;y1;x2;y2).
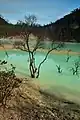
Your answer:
0;8;80;42
43;8;80;42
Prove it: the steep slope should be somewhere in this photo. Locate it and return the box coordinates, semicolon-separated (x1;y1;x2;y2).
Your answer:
43;8;80;42
0;16;8;25
0;8;80;42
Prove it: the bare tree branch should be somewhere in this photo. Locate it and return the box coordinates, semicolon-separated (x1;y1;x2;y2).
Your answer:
18;47;28;52
16;15;64;78
36;43;62;78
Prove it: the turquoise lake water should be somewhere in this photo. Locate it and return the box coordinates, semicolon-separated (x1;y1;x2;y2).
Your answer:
0;43;80;103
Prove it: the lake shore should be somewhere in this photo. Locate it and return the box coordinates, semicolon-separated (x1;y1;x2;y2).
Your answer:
0;44;80;55
0;75;80;120
0;43;80;119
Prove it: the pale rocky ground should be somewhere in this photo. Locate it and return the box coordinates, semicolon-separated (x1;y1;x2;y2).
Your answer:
0;78;80;120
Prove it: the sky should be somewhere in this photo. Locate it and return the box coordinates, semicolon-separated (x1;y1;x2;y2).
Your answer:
0;0;80;25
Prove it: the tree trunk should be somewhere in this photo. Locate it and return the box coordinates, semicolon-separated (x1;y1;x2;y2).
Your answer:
29;52;36;78
29;62;35;78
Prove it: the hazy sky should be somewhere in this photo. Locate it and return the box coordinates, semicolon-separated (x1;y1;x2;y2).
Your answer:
0;0;80;25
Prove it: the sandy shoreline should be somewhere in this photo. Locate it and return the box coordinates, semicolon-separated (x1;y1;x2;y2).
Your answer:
0;45;13;50
37;48;80;55
0;44;80;55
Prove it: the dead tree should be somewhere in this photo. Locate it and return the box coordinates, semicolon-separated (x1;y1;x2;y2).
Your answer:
71;61;80;76
66;49;71;62
16;15;64;78
13;41;25;49
56;65;62;73
18;33;63;78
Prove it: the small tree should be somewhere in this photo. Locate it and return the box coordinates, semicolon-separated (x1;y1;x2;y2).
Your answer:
0;42;22;107
24;15;37;26
70;61;80;76
16;15;64;78
56;65;62;73
0;59;21;106
66;49;71;62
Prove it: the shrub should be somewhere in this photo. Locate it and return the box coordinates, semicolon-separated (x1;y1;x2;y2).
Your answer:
0;60;21;106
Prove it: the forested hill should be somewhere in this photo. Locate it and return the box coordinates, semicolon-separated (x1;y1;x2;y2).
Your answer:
43;8;80;42
0;16;9;25
0;8;80;42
